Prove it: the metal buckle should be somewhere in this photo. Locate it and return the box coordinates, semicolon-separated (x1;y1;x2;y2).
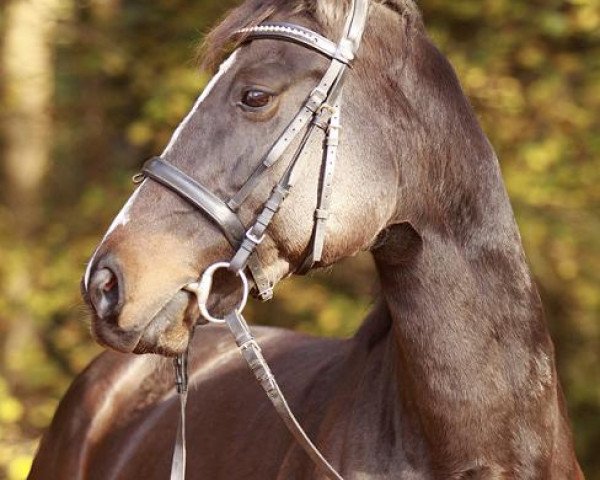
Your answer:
318;103;337;115
312;104;337;130
257;285;274;301
246;228;266;246
184;262;249;324
132;172;145;184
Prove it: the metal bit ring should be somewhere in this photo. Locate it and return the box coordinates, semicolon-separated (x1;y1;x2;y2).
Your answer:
185;262;249;324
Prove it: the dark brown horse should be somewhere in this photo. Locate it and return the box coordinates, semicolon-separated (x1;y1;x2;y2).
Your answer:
30;0;583;478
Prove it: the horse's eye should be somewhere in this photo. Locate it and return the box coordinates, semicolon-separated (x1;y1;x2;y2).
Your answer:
241;89;273;109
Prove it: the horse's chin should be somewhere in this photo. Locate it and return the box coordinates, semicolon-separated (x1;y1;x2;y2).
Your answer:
92;289;200;357
133;290;200;356
132;286;240;356
91;283;238;357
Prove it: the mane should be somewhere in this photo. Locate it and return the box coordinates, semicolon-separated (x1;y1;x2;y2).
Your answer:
199;0;422;72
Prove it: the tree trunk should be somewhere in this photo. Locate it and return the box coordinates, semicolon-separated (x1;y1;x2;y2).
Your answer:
1;0;61;375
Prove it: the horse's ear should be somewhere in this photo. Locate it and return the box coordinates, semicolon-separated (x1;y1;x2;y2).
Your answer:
380;0;421;20
312;0;422;33
312;0;350;30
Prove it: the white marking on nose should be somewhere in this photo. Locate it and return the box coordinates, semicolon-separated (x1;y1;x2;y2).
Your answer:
84;180;147;290
85;52;238;292
161;51;238;156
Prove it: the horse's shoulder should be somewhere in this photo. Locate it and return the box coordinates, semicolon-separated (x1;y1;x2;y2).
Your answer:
188;324;348;379
31;325;350;479
30;351;158;478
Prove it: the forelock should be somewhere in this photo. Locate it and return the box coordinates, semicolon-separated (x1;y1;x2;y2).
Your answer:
198;0;421;72
199;0;309;73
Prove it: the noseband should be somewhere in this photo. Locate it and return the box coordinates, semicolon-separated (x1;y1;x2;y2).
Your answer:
135;1;370;478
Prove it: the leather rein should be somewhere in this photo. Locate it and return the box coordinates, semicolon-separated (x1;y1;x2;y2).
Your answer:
134;1;370;478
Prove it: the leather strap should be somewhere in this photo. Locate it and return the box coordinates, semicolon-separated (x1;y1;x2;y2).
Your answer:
225;311;343;480
227;101;318;211
297;99;342;274
230;122;318;273
142;158;274;300
143;157;246;246
227;59;345;212
235;22;352;64
224;50;351;277
314;103;341;262
345;0;370;53
171;352;189;480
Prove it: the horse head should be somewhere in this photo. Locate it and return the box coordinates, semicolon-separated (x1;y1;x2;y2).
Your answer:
81;0;422;355
82;0;504;360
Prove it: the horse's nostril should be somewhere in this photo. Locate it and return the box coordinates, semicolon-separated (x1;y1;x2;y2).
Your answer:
89;267;121;320
102;273;117;293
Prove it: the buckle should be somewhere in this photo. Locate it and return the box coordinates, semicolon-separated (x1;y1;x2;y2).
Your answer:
246;228;266;246
132;172;146;184
318;103;337;115
256;285;274;301
312;103;337;130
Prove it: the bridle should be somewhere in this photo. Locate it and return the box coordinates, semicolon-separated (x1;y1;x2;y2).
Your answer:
140;0;369;301
134;1;370;478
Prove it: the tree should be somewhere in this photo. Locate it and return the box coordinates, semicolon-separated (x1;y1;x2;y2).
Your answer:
1;0;63;478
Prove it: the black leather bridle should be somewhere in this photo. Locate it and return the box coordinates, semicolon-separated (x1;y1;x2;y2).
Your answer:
135;1;370;478
140;0;369;303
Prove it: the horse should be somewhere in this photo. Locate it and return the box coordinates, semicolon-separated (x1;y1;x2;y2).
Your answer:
30;0;583;478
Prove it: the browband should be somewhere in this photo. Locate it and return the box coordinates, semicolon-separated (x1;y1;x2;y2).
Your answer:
235;22;353;64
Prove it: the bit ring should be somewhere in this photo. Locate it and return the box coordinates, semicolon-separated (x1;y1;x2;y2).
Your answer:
185;262;249;324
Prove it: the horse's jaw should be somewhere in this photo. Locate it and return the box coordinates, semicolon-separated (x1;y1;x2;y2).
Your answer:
87;286;198;357
89;275;249;356
131;290;198;356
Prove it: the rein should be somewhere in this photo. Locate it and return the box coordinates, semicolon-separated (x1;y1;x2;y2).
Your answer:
176;264;344;480
134;1;370;478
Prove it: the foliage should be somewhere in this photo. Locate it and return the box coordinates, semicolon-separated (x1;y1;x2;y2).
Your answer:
0;0;598;478
421;0;600;470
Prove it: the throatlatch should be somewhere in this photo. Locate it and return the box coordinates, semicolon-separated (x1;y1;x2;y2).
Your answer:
134;0;370;478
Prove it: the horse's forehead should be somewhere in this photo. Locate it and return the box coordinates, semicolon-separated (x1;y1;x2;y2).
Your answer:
231;39;327;79
159;52;240;158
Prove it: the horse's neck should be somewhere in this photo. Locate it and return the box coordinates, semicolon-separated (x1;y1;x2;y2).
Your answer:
368;217;569;472
334;26;581;474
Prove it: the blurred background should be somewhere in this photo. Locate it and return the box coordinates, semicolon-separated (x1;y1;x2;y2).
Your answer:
0;0;598;478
